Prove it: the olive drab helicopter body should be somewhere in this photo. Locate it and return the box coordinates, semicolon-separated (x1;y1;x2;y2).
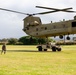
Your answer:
0;6;76;40
23;15;76;39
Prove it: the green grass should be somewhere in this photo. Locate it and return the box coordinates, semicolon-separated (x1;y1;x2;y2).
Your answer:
0;45;76;75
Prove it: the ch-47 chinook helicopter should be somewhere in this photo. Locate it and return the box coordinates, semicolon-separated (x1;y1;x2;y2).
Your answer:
0;6;76;39
23;6;76;40
0;6;76;51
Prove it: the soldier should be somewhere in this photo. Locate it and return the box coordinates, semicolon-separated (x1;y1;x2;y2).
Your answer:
1;43;6;54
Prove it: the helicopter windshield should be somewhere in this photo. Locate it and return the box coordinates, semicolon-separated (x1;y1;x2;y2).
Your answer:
23;16;42;27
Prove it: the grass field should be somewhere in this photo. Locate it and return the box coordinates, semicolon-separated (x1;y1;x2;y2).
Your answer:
0;45;76;75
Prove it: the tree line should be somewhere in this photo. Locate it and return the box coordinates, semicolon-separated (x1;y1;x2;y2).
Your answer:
0;36;54;45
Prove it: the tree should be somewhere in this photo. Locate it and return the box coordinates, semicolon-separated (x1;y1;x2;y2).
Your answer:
18;36;47;45
38;38;47;44
18;36;55;45
18;36;29;45
18;36;38;45
8;38;18;45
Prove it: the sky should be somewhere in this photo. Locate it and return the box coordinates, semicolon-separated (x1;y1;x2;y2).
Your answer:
0;0;76;39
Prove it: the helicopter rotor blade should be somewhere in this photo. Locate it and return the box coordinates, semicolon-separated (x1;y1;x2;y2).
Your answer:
34;10;76;15
36;6;60;10
35;10;58;15
36;6;73;11
59;8;73;11
0;7;29;15
35;6;76;15
0;7;76;16
62;10;76;13
0;7;58;16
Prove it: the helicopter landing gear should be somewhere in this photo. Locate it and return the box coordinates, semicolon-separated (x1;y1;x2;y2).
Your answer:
66;36;70;40
59;35;70;40
59;35;63;39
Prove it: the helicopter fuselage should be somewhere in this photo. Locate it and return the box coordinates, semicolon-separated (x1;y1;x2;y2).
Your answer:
23;16;76;38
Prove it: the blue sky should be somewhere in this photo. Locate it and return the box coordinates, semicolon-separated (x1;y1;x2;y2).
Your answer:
0;0;76;39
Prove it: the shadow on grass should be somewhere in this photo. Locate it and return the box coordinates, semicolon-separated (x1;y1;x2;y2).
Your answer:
6;50;52;52
7;50;38;52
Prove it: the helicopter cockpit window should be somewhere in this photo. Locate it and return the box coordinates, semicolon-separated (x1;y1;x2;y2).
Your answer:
72;22;76;27
34;21;39;25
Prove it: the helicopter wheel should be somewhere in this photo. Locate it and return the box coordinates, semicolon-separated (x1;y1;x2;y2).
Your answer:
59;35;63;39
66;36;70;40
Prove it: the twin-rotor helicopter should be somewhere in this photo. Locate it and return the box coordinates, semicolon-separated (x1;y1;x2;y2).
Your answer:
0;6;76;40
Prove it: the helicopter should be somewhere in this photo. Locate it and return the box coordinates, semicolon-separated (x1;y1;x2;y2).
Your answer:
0;6;76;51
0;6;76;41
